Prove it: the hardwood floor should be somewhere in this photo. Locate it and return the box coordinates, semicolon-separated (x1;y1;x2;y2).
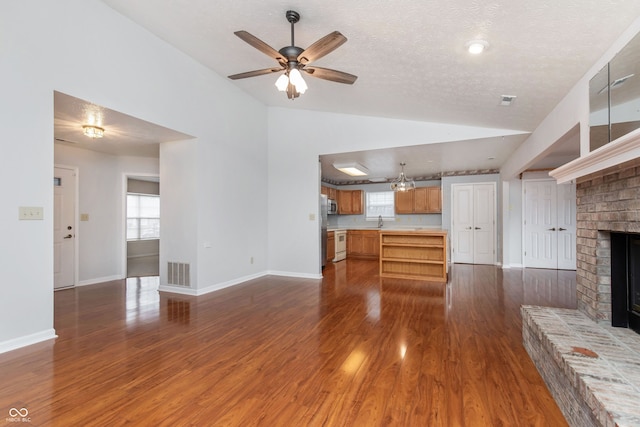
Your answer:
0;261;575;426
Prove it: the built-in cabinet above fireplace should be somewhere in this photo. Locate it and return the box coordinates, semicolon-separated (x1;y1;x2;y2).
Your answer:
590;30;640;152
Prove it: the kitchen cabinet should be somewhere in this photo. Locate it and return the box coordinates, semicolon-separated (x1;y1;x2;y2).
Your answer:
321;186;338;200
327;231;335;262
379;230;447;282
347;230;379;259
337;190;363;215
394;187;441;214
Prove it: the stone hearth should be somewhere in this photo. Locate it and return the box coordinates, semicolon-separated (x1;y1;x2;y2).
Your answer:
522;306;640;427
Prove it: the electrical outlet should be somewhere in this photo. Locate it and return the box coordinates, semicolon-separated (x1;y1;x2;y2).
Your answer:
309;213;315;221
19;206;44;220
80;213;89;221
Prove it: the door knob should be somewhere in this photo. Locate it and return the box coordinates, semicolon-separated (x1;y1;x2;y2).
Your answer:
474;227;481;230
547;227;556;231
466;227;472;230
63;234;73;239
67;225;73;230
559;227;566;231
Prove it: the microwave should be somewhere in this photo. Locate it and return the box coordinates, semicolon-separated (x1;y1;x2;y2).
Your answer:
328;198;338;215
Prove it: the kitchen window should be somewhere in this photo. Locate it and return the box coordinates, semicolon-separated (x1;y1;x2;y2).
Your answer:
366;191;395;220
127;193;160;240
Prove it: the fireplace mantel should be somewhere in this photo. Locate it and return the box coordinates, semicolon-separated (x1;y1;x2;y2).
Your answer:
550;127;640;183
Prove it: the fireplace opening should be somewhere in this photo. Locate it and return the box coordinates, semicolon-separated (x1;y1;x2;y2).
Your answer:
611;232;640;334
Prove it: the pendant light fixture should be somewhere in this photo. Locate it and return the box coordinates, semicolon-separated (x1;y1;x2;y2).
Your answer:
390;162;416;192
82;125;105;138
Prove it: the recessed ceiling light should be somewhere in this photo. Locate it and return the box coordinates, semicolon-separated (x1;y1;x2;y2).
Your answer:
333;162;369;176
467;40;489;54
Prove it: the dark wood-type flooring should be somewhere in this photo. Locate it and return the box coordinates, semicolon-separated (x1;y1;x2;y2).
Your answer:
0;261;577;426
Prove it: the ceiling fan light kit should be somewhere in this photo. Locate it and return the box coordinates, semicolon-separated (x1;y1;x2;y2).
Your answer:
390;162;416;192
228;10;357;100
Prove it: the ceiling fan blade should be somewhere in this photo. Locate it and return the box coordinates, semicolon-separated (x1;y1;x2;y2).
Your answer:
228;67;283;80
303;66;357;84
234;30;286;64
297;31;347;65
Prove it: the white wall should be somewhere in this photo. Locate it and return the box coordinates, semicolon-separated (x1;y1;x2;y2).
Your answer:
267;107;528;277
0;0;268;351
55;144;159;284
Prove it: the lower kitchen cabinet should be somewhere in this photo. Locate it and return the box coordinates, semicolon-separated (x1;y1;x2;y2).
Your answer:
327;231;335;262
347;230;379;259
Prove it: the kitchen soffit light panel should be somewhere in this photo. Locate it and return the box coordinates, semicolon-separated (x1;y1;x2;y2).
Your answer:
333;163;369;176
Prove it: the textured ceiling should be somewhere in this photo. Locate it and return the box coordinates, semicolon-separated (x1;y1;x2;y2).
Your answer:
54;92;193;157
80;0;640;178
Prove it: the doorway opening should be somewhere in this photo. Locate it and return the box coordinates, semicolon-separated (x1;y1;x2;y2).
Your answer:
126;176;160;278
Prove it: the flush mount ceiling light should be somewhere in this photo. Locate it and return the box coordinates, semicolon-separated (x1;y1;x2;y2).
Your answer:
228;10;357;100
334;162;369;176
390;162;416;192
466;39;489;54
82;125;104;138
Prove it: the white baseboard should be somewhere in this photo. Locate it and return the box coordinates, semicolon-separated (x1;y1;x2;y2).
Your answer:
127;254;159;259
77;275;125;287
0;329;57;355
159;270;322;296
502;263;524;269
159;271;271;296
267;270;323;280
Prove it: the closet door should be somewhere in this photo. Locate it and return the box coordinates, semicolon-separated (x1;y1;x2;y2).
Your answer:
523;180;576;270
452;183;496;265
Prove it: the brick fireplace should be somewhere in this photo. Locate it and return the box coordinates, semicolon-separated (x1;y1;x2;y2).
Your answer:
522;137;640;426
575;156;640;324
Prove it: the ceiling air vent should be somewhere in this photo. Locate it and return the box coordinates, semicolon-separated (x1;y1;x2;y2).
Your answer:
500;95;517;106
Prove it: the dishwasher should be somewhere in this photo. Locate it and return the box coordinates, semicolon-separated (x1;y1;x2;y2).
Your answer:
334;230;347;262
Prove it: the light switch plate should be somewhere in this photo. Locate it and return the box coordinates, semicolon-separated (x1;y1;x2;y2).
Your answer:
309;213;315;221
80;213;89;221
19;206;44;220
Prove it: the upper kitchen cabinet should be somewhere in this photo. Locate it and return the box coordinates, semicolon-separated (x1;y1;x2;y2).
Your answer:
338;190;363;215
321;186;338;200
395;187;441;214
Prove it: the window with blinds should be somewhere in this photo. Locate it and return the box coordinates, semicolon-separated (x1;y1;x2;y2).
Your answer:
365;191;395;220
127;193;160;240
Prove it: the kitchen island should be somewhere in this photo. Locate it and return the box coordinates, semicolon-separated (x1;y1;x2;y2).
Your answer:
379;229;448;282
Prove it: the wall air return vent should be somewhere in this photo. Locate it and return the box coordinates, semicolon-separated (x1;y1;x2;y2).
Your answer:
167;262;191;287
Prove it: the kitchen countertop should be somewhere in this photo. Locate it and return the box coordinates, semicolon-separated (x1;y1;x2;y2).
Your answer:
327;226;444;231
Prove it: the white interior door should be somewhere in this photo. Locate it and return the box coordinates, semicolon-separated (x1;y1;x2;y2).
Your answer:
452;185;474;264
452;183;496;265
523;180;576;270
473;183;495;265
557;183;577;270
54;167;76;289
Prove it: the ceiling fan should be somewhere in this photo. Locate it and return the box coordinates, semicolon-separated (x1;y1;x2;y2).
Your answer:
228;10;357;100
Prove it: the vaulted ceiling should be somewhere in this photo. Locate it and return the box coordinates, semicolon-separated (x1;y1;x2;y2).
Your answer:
56;1;640;181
